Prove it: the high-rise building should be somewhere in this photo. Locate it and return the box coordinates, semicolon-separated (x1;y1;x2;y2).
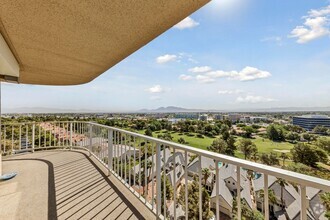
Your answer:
292;115;330;131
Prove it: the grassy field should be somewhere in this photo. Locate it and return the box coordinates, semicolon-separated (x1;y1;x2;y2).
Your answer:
137;129;216;150
136;129;294;158
235;136;294;154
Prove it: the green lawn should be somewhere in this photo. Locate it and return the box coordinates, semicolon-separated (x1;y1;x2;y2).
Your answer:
137;129;216;150
135;130;294;158
236;136;294;154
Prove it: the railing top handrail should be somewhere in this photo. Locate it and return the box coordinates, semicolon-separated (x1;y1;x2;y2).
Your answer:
86;121;330;192
2;120;330;191
1;121;79;126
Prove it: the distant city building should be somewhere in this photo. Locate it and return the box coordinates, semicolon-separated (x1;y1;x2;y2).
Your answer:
224;114;242;123
199;114;209;121
239;116;251;123
214;114;224;120
293;115;330;131
248;116;270;123
174;113;199;120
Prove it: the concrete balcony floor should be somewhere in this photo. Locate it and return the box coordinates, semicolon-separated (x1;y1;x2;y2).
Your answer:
0;150;155;220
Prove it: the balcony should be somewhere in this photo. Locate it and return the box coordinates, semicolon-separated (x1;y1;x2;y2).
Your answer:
1;121;330;220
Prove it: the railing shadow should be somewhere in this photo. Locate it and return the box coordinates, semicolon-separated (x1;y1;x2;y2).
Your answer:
4;150;146;220
4;157;58;220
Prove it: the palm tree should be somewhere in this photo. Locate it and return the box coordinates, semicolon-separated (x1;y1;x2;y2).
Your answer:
238;139;257;160
202;168;211;186
250;149;259;162
258;189;277;214
320;192;330;218
141;159;152;196
276;178;288;209
279;153;289;167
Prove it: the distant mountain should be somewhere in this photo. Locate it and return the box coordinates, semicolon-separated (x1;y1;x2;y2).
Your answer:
3;106;330;114
138;106;206;113
137;106;330;113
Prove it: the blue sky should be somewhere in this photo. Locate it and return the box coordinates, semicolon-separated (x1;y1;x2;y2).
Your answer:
3;0;330;112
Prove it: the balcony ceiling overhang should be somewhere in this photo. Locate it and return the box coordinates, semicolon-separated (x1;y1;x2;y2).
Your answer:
0;0;209;85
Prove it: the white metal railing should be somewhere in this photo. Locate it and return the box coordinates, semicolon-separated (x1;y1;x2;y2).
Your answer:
1;121;330;220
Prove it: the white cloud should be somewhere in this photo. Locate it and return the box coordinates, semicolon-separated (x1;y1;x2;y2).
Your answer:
205;70;232;78
173;17;199;30
289;5;330;43
146;85;164;93
229;66;271;81
179;74;193;81
308;5;330;17
188;66;212;73
156;54;177;64
218;89;243;95
205;66;271;81
196;75;215;83
179;66;271;83
236;95;275;104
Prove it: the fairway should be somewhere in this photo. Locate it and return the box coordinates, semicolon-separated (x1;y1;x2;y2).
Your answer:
136;129;216;150
135;129;294;159
237;136;294;154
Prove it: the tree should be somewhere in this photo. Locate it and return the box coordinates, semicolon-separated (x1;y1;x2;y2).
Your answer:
178;137;186;144
285;131;300;143
238;139;257;160
267;124;285;141
291;143;328;167
260;153;279;166
145;128;153;137
279;152;289;167
207;138;228;154
243;126;254;138
276;178;288;209
320;192;330;219
141;159;153;195
207;136;236;157
226;135;237;156
188;125;196;133
316;137;330;154
178;176;214;220
313;125;328;134
301;133;314;143
161;132;172;141
202;168;211;186
233;198;264;220
257;189;277;214
159;175;173;214
220;124;230;141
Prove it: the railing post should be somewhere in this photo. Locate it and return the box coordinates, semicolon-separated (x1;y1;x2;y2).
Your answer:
215;160;220;220
70;122;73;150
19;125;21;150
237;166;241;220
0;153;2;176
301;185;307;220
156;143;161;217
11;126;14;154
88;123;93;153
264;174;269;220
32;123;35;153
108;129;113;176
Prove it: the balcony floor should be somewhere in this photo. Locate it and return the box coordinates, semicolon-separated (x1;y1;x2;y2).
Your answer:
0;150;155;220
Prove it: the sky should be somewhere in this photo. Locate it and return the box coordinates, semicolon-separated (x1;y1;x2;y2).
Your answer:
2;0;330;112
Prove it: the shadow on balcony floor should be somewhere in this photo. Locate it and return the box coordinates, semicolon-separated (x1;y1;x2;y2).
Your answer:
0;150;155;220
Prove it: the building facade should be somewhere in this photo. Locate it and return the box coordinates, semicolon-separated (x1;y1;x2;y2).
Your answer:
292;115;330;131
